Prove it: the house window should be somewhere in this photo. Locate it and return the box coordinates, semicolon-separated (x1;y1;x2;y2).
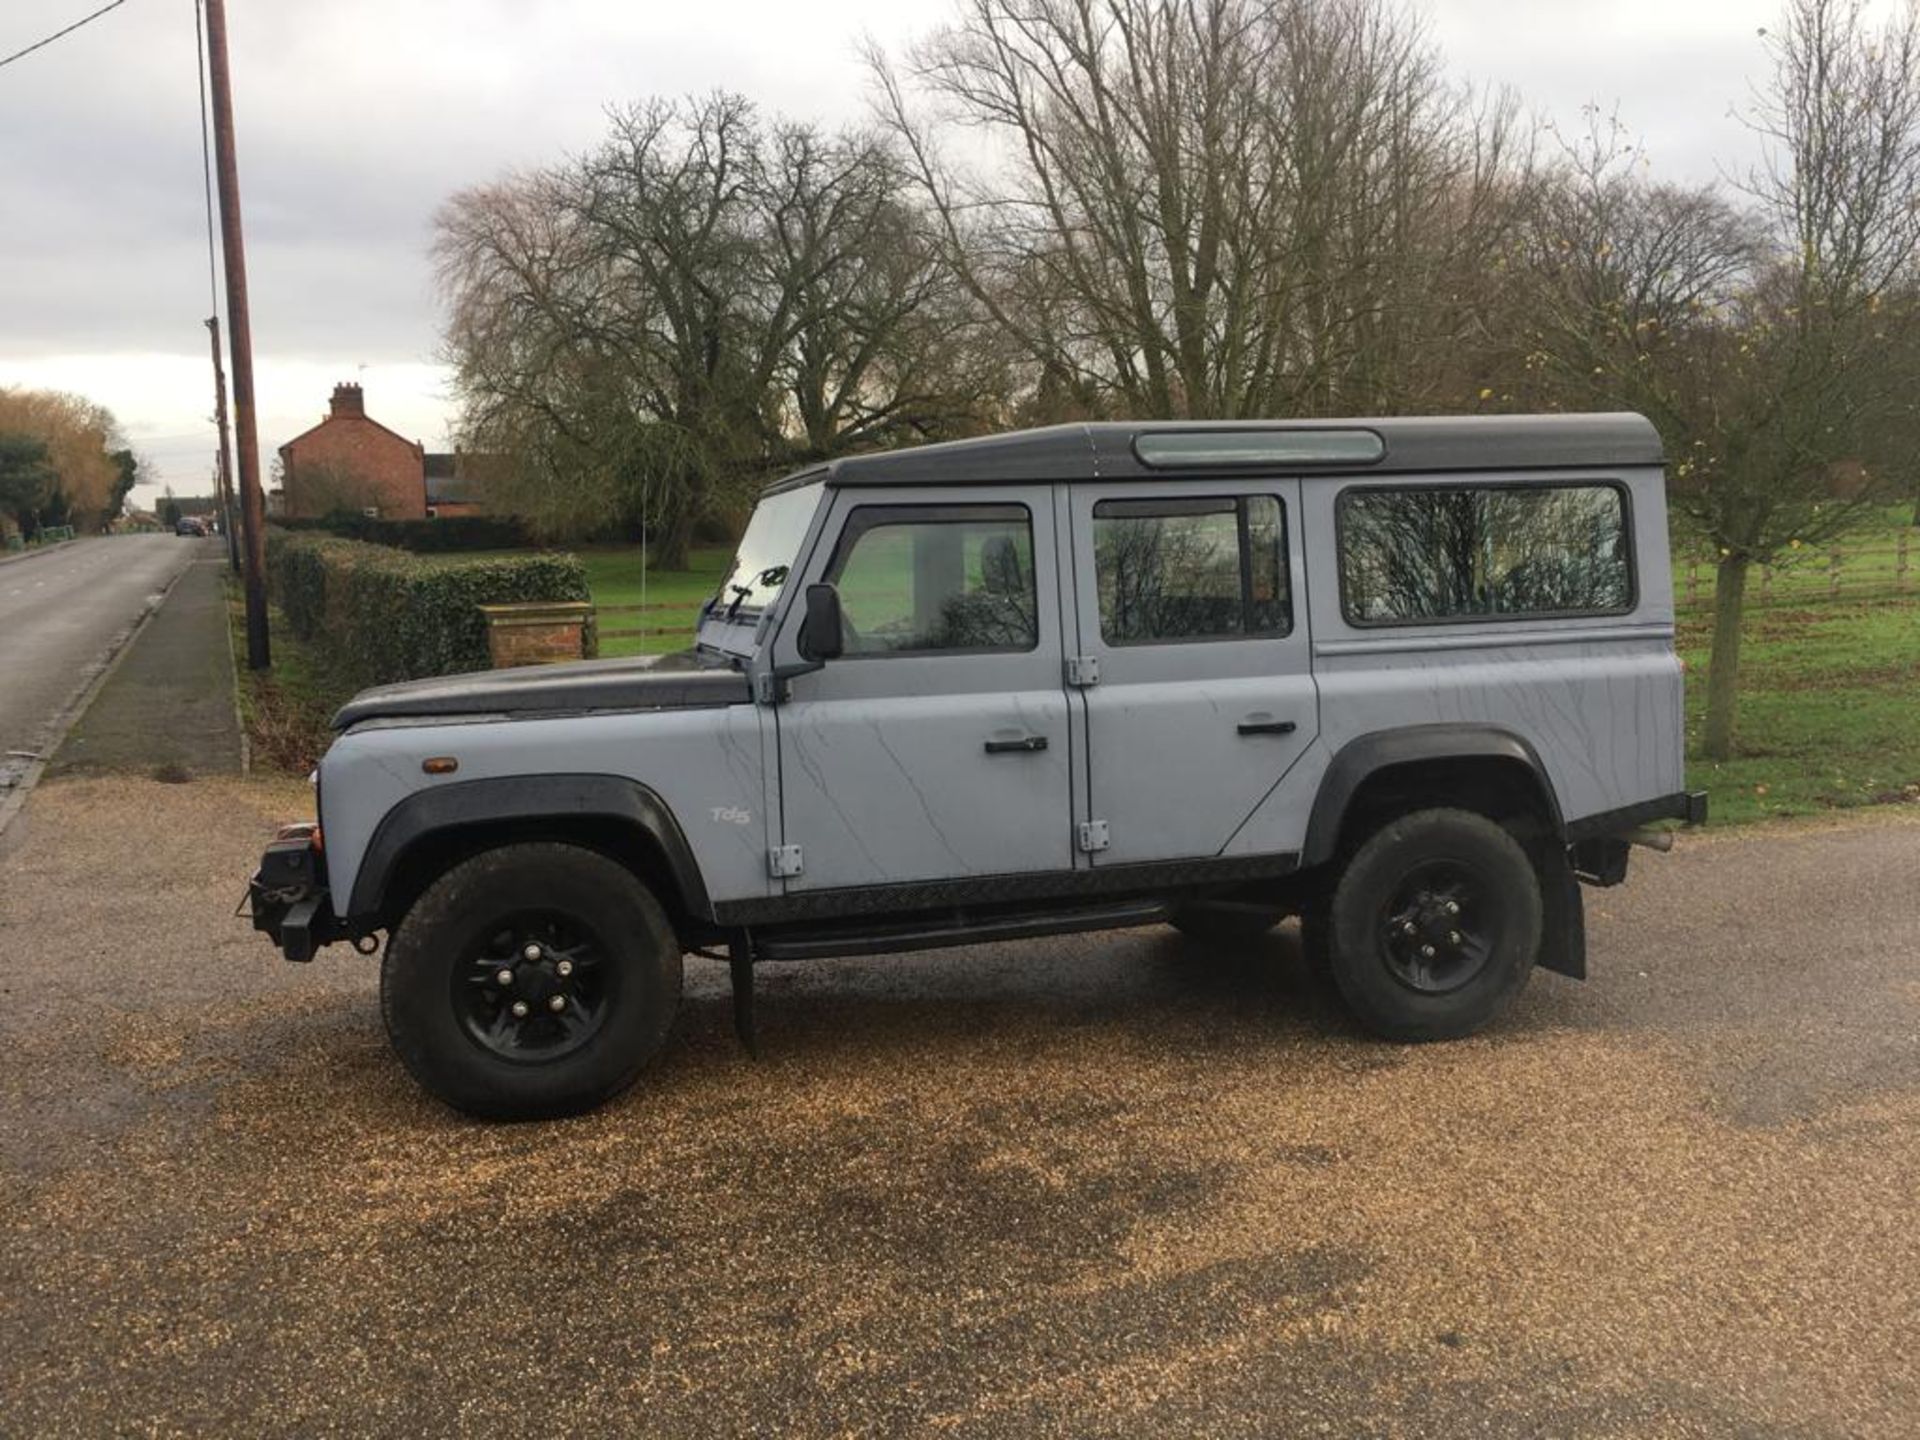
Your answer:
1337;483;1633;624
825;505;1038;655
1092;495;1290;644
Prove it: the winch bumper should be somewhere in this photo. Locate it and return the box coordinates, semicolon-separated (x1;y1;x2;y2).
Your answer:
248;823;344;962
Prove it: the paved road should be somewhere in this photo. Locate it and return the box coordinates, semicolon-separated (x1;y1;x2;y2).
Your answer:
0;778;1914;1438
0;536;204;791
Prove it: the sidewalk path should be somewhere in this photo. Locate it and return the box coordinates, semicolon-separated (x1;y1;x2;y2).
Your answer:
0;535;204;805
48;552;241;780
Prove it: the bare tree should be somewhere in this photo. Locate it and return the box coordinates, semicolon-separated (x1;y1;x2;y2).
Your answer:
437;95;1000;563
869;0;1533;421
1518;0;1920;761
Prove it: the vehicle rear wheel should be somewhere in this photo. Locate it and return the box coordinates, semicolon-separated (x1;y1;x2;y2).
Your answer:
1167;901;1284;946
381;842;682;1120
1326;808;1540;1042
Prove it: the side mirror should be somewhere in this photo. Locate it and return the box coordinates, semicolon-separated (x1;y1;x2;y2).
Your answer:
798;583;845;662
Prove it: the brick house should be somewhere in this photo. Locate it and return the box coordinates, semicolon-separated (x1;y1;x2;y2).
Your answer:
423;450;496;518
278;384;427;520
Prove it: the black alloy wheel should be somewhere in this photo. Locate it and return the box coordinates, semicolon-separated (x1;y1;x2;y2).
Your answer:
1377;860;1493;995
456;912;614;1062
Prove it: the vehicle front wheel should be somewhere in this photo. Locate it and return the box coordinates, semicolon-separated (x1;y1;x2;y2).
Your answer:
1326;808;1541;1042
381;842;683;1120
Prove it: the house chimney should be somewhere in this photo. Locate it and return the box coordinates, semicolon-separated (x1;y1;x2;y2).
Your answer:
330;383;366;418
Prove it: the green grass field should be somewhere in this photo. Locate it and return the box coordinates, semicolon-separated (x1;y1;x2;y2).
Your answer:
343;518;1920;827
1679;599;1920;824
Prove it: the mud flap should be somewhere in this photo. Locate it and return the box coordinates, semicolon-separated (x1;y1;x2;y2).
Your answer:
1534;842;1586;980
730;946;759;1057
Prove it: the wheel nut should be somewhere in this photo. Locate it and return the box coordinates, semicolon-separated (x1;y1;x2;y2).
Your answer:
1446;901;1460;916
510;1000;530;1019
1420;944;1436;958
555;959;573;978
548;995;566;1013
495;968;514;987
522;943;542;962
1402;921;1417;935
1448;931;1462;946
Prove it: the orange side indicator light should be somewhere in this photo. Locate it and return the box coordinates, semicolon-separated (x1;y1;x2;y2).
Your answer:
423;757;460;776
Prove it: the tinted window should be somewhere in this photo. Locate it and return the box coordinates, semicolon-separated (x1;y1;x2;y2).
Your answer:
825;505;1037;654
1093;495;1290;644
1338;484;1632;624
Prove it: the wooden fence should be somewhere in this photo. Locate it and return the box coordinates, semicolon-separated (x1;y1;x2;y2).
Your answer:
595;600;705;649
1679;530;1916;611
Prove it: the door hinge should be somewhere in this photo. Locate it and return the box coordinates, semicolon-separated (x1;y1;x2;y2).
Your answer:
768;844;804;878
1065;655;1100;687
1077;820;1110;854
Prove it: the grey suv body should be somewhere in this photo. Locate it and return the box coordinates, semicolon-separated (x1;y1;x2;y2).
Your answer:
250;414;1703;1117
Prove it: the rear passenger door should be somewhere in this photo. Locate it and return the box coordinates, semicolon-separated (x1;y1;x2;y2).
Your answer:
1066;481;1318;866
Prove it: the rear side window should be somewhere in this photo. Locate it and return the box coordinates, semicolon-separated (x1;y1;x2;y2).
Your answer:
824;504;1037;655
1093;495;1290;644
1338;483;1633;624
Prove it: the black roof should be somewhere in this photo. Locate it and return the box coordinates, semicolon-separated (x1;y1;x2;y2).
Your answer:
766;413;1663;493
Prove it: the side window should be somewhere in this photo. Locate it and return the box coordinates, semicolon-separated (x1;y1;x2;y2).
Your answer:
1338;483;1633;624
824;504;1037;655
1093;495;1291;644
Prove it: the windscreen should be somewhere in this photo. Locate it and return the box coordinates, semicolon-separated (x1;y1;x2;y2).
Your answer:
711;483;822;619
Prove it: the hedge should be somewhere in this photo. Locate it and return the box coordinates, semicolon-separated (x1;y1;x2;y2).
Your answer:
274;512;532;553
267;530;592;684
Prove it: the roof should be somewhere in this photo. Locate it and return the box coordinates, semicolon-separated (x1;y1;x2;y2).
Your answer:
424;452;497;506
764;414;1664;493
279;410;423;456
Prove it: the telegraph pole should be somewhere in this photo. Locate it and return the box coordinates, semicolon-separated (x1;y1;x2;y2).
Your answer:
206;316;240;574
203;0;269;667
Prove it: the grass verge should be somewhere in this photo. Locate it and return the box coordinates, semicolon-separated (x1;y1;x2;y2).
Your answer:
225;578;355;775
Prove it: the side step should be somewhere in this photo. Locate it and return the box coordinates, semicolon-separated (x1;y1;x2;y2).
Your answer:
753;898;1170;963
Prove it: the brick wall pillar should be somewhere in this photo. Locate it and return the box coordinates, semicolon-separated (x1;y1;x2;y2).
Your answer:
477;601;596;668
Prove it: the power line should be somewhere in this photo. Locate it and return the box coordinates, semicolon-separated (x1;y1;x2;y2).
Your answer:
0;0;136;72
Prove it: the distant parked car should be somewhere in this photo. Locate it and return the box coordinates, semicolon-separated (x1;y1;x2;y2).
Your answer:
175;517;207;537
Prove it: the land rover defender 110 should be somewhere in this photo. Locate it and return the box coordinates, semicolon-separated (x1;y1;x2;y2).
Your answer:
249;415;1704;1118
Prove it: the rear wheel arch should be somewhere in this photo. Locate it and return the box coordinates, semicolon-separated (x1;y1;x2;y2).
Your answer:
1303;726;1564;868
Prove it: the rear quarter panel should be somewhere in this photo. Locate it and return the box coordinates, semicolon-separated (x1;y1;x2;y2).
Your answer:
1224;464;1684;855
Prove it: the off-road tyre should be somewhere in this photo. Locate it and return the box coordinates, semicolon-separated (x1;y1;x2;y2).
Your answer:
1326;808;1541;1042
381;842;682;1120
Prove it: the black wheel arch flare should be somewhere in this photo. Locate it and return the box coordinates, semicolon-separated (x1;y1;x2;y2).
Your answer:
1302;724;1567;868
346;774;711;927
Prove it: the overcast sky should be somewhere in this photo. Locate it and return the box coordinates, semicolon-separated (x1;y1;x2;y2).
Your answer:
0;0;1778;511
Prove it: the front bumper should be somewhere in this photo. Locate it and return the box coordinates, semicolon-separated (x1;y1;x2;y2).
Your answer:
248;824;343;962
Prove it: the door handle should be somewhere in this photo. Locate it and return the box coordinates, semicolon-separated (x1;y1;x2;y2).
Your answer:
984;735;1049;754
1236;719;1298;736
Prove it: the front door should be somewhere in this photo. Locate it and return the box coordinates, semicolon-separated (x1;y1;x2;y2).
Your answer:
1067;479;1318;866
775;487;1073;892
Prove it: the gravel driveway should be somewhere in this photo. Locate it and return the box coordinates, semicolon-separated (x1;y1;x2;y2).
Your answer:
1;776;1915;1437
